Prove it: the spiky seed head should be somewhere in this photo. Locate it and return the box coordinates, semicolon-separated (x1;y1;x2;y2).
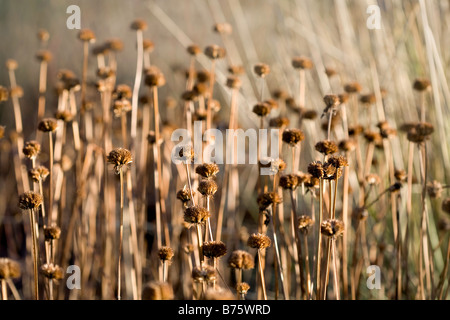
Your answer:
197;70;210;83
158;246;174;262
388;182;403;193
40;263;64;280
107;148;132;174
202;241;227;259
177;186;193;204
292;56;313;69
298;215;314;234
113;99;132;117
78;29;96;42
192;265;216;283
175;144;195;163
413;78;431;92
187;44;201;56
18;191;43;210
427;180;443;199
130;19;147;31
269;116;290;128
38;118;58;132
338;93;349;103
252;102;271;117
327;155;349;168
145;69;166;87
323;162;340;180
348;125;363;137
394;169;407;182
344;82;362;94
226;76;242;89
321;219;345;238
253;63;270;77
339;139;356;152
323;94;340;109
257;192;282;210
36;50;53;62
184;205;210;225
198;179;218;197
0;258;21;280
282;129;305;146
415;122;434;137
113;84;132;100
315;140;338;155
308;161;324;179
442;198;450;214
236;282;250;295
141;281;174;300
302;109;318;120
279;174;299;190
247;233;271;249
43;225;61;241
359;93;376;105
228;65;245;75
204;45;226;60
228;250;254;270
305;176;320;189
28;166;49;182
23;140;41;159
195;163;219;179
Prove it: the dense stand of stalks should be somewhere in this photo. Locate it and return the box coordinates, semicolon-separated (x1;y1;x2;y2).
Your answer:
0;1;449;300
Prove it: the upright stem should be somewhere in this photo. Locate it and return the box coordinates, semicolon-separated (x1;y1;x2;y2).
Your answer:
29;209;39;300
131;29;144;145
117;169;124;300
48;132;54;226
258;249;267;300
331;239;340;300
316;179;324;299
1;279;6;300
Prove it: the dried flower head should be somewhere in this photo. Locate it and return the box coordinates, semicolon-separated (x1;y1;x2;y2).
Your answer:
28;166;49;182
23;140;41;159
325;67;337;77
130;19;148;31
18;191;43;210
196;70;210;83
228;250;254;269
257;192;282;210
204;45;226;60
302;109;318;120
195;163;219;179
187;44;201;56
9;86;24;98
413;78;431;92
228;65;245;75
198;179;218;197
38;118;58;132
40;263;64;280
252;102;271;117
282;129;305;146
442;198;450;214
78;29;96;42
344;82;362;94
269;116;290;128
177;186;194;204
142;281;174;300
324;94;340;109
359;93;376;105
107;148;132;174
348;125;363;137
36;50;53;62
192;265;216;283
5;59;18;71
202;241;227;259
315;140;338;155
339;139;357;152
55;110;74;122
226;76;242;89
327;155;348;168
0;258;21;280
279;174;299;190
37;29;50;42
106;38;124;51
44;225;61;241
427;180;443;199
247;233;271;249
213;23;233;34
321;219;345;238
253;63;270;77
158;246;174;262
145;69;166;87
292;56;313;69
415;122;434;137
113;99;132;117
236;282;250;295
394;169;407;182
143;39;154;52
298;215;314;234
184;205;210;225
175;144;195;163
363;130;382;144
365;174;381;186
308;161;324;179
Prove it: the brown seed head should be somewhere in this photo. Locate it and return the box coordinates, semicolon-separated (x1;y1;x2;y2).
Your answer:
44;225;61;241
252;102;271;117
292;56;313;69
78;29;96;42
5;59;18;71
113;84;132;100
308;161;324;179
257;192;282;210
202;241;227;259
142;281;174;300
204;45;226;60
236;282;250;295
279;174;299;190
339;139;357;152
394;169;407;182
36;50;53;62
187;44;201;56
226;76;242;89
107;148;132;174
143;39;155;52
198;179;218;197
130;19;148;31
37;29;50;42
195;163;219;179
176;144;195;163
55;110;74;122
247;233;271;249
228;65;245;75
228;250;254;269
253;63;270;77
269;116;290;128
106;38;124;51
38;118;58;132
29;166;49;182
145;69;166;87
348;125;363;137
282;129;305;146
365;174;381;186
40;263;63;280
359;93;376;105
338;93;349;104
344;82;362;94
302;109;318;120
363;130;382;144
427;180;443;199
321;219;345;238
324;94;340;109
0;258;21;280
197;70;210;83
442;198;450;214
158;246;174;262
192;265;216;283
177;186;194;204
413;78;431;92
298;215;314;234
18;191;43;210
315;140;338;155
213;23;233;34
325;67;337;77
184;205;210;225
23;140;41;159
9;86;24;98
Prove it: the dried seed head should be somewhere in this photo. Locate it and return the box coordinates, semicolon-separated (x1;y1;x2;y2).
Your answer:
415;122;434;137
442;198;450;214
427;180;443;199
158;246;174;262
352;207;368;221
394;169;407;182
377;121;397;138
323;94;340;109
36;50;53;62
302;109;318;120
184;205;210;225
143;39;154;52
18;191;43;210
272;89;288;100
106;38;124;51
292;56;313;69
0;258;21;280
253;63;270;77
55;110;74;122
325;67;337;77
413;78;431;92
338;93;349;104
323;162;341;180
78;29;96;42
29;166;49;182
321;219;345;238
107;148;132;174
9;86;24;98
236;282;250;295
365;174;381;186
257;192;282;210
177;186;194;204
269;116;290;128
44;225;61;241
193;83;207;96
40;263;64;280
196;70;210;83
228;65;245;75
327;155;348;168
202;241;227;259
344;82;362;94
130;19;148;31
339;139;357;152
145;69;166;87
363;130;382;144
308;161;324;179
305;176;320;189
37;29;50;42
113;84;132;100
187;44;201;56
226;76;242;89
198;179;218;197
298;215;314;234
175;144;195;163
359;93;376;105
315;140;338;155
252;102;271;117
142;281;174;300
279;174;299;190
195;163;219;179
38;118;58;132
247;233;271;249
23;140;41;159
282;129;305;146
388;182;403;193
213;23;232;34
113;99;132;117
204;45;226;60
192;265;216;283
348;125;363;137
5;59;18;71
228;250;254;270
